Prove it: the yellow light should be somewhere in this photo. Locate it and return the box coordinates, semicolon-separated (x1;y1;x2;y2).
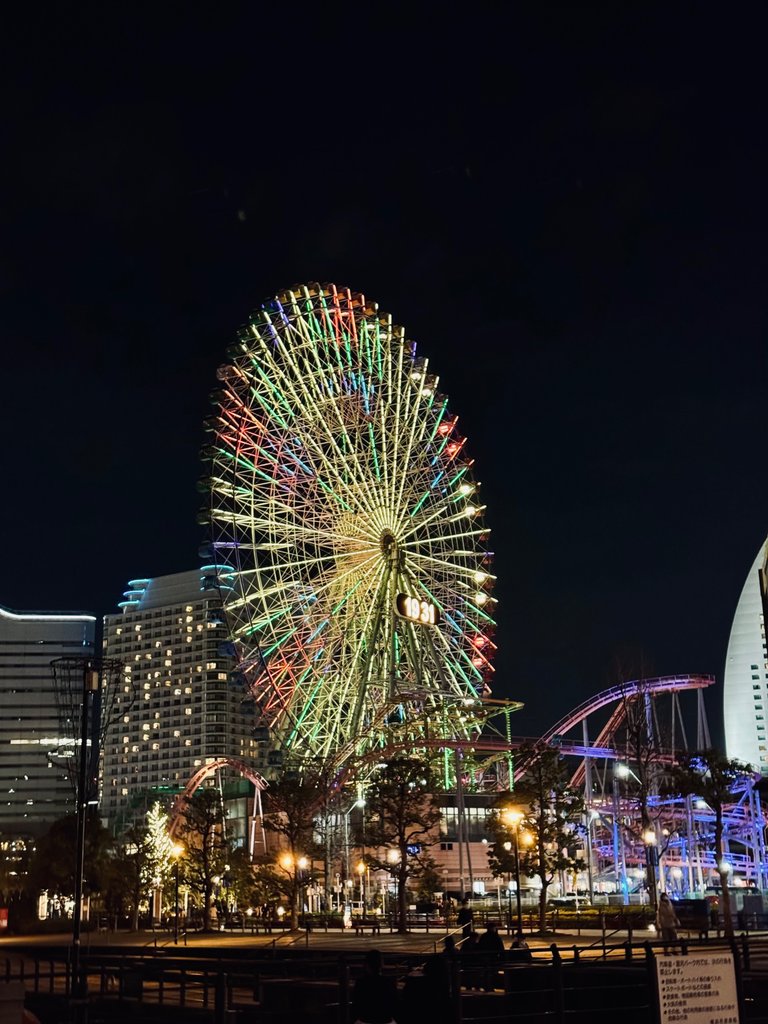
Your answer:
473;571;487;584
475;592;488;605
356;861;365;875
171;843;184;858
297;856;308;870
459;483;474;496
642;830;657;846
279;852;294;871
502;808;523;828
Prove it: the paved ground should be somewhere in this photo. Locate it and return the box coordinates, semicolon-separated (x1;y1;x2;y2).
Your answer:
0;924;659;956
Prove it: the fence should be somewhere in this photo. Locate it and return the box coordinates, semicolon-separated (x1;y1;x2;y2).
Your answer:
6;934;768;1024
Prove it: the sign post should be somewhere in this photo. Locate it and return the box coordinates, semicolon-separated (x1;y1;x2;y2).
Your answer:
655;952;740;1024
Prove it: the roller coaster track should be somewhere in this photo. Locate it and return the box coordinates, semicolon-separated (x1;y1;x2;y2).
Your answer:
515;674;715;786
168;756;268;838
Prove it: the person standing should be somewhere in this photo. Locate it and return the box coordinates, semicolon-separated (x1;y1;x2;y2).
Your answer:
456;899;473;940
476;922;506;991
351;949;399;1024
656;894;680;953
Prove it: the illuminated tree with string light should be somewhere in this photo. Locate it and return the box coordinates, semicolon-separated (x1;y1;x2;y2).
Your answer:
200;283;497;772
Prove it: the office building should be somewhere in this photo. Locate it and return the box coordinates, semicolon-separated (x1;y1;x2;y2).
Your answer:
0;604;95;835
724;536;768;771
101;570;260;836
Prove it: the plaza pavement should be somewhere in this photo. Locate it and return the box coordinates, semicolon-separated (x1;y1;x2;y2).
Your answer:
0;924;659;957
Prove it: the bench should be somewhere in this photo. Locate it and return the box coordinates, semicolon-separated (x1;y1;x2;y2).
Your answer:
353;921;382;936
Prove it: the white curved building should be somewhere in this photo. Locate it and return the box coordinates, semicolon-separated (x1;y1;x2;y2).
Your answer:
724;536;768;771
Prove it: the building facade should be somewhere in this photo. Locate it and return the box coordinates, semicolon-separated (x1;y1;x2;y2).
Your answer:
0;604;96;835
101;570;261;837
724;536;768;771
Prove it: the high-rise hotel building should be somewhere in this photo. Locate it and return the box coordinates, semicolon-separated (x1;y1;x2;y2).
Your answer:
101;570;259;833
0;604;95;835
724;536;768;772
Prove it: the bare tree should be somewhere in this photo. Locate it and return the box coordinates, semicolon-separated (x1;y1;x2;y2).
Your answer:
175;788;229;931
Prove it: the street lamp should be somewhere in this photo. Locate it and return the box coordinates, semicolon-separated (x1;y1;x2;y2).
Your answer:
343;797;365;902
357;861;366;919
502;809;524;936
171;843;184;944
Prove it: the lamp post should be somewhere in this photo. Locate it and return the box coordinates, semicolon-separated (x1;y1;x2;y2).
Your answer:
343;798;365;904
357;861;366;920
297;856;308;925
502;809;524;936
171;843;184;944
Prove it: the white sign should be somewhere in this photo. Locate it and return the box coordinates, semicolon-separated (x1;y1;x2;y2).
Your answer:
656;953;739;1024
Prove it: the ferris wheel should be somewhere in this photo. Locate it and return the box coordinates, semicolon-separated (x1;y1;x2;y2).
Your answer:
201;283;497;770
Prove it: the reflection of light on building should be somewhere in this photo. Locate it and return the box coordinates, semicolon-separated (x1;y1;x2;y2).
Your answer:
0;604;95;833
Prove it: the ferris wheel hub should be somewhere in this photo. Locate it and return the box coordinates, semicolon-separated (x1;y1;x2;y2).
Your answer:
380;529;397;558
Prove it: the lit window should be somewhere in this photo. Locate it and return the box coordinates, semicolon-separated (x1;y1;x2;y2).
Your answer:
206;663;217;670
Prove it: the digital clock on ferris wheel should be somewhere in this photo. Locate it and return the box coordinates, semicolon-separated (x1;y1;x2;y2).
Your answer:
395;593;441;627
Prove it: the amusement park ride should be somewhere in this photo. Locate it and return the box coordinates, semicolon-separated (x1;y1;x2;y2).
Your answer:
190;283;768;903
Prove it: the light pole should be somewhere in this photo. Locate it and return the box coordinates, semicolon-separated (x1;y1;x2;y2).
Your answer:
171;843;184;944
357;861;366;919
343;797;365;903
502;809;524;936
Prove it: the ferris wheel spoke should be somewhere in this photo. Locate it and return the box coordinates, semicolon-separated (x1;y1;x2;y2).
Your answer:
254;322;383;515
204;284;496;768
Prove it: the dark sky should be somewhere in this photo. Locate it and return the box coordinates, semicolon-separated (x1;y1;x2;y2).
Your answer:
1;7;765;742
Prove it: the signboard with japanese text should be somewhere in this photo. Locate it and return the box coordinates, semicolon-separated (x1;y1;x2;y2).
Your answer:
655;952;739;1024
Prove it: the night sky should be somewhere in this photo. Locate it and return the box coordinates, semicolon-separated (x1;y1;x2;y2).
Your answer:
2;7;765;742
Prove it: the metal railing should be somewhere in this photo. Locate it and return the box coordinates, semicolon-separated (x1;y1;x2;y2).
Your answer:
7;933;768;1023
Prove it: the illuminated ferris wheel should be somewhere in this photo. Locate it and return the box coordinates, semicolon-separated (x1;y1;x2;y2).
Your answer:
201;283;497;770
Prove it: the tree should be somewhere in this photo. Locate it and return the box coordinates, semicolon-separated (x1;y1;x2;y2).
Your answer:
111;803;174;930
488;746;584;933
357;758;442;934
260;772;325;929
29;811;114;899
613;680;672;908
174;788;229;931
666;750;752;939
